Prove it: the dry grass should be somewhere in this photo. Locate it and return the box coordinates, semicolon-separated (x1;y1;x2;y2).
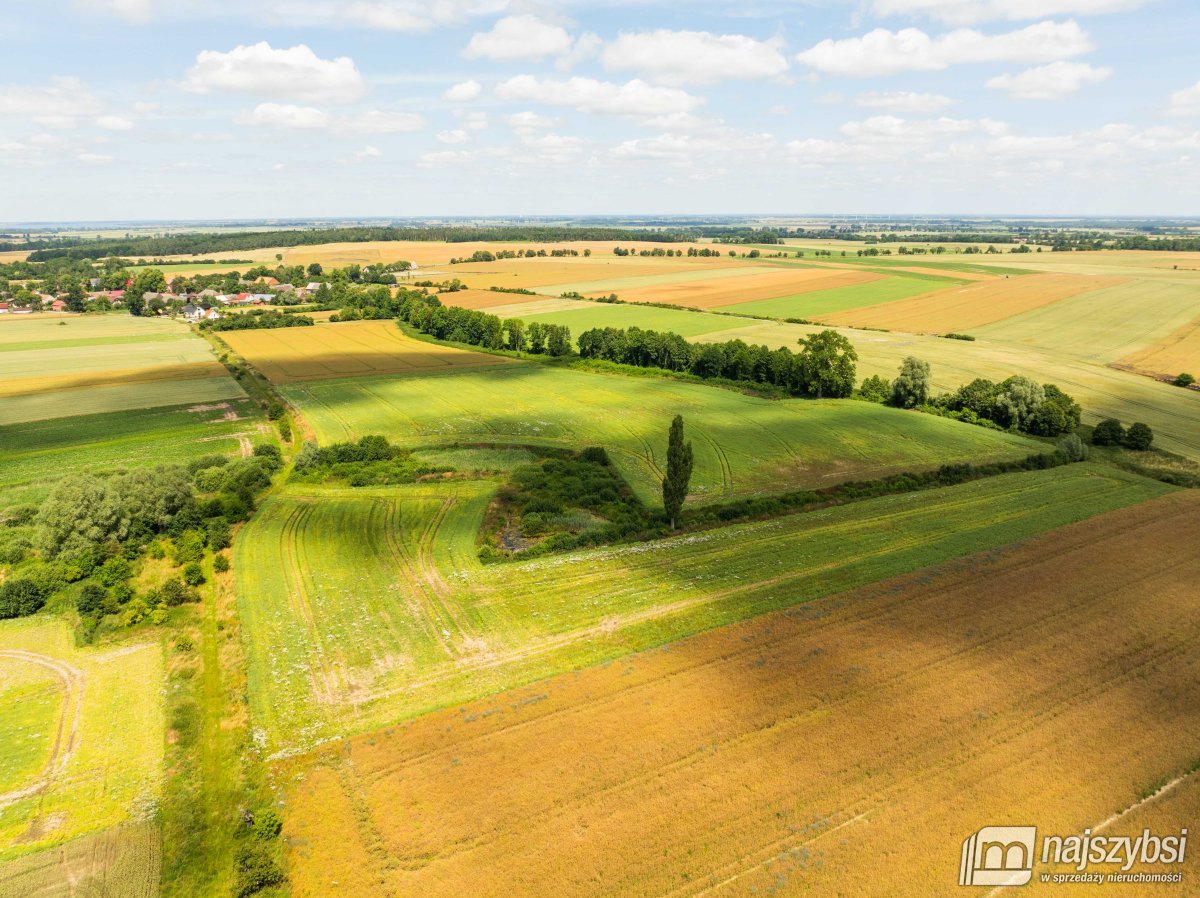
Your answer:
435;289;560;311
603;268;884;309
0;823;160;898
279;490;1200;898
1117;314;1200;378
218;319;518;383
820;272;1125;333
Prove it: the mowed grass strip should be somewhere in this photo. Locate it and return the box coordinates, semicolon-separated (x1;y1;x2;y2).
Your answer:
0;620;163;860
238;465;1170;754
278;488;1199;898
819;272;1126;333
283;364;1040;504
218;319;520;383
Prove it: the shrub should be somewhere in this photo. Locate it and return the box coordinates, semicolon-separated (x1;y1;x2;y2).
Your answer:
159;578;200;607
1124;422;1154;451
265;402;285;421
251;808;283;841
173;530;206;565
77;583;108;615
1092;418;1125;446
213;553;230;573
182;563;206;586
858;374;891;403
234;844;285;898
1055;433;1089;463
0;579;46;619
1174;372;1195;387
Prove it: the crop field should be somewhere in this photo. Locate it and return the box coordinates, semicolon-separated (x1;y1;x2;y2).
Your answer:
697;319;1200;460
1118;312;1200;378
974;280;1200;368
0;823;160;898
218;319;519;383
434;289;553;311
282;364;1040;504
0;314;242;425
0;399;264;507
513;302;755;340
0;619;163;861
275;487;1198;898
709;274;962;319
817;272;1125;333
236;465;1170;754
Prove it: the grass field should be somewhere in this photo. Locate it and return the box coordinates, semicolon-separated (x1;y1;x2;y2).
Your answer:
818;272;1125;333
282;364;1040;504
236;465;1170;755
569;268;884;309
218;319;519;383
0;620;163;862
0;399;266;508
277;488;1199;898
711;274;959;319
513;302;756;340
697;319;1200;460
0;314;243;425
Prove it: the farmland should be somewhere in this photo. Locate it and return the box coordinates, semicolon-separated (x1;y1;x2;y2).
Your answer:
235;465;1170;754
217;319;519;383
0;620;163;863
282;363;1041;504
0;314;243;425
277;489;1199;898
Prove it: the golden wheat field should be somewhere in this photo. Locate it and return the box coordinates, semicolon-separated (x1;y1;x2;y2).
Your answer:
593;267;884;309
217;320;518;383
1117;313;1200;379
819;272;1125;333
278;490;1200;898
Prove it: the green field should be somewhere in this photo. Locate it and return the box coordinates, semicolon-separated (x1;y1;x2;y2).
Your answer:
236;465;1171;754
0;400;265;508
697;319;1200;461
515;301;755;340
282;364;1040;505
0;620;163;861
532;263;780;296
712;275;947;318
973;279;1200;365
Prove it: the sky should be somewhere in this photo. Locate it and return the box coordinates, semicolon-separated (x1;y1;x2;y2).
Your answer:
3;0;1200;221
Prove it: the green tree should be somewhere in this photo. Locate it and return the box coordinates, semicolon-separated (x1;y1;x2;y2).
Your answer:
661;415;694;531
890;356;931;408
1092;418;1125;446
993;376;1044;430
35;475;129;559
1124;422;1154;450
307;262;324;277
858;374;891;403
796;330;858;398
0;580;45;619
1175;372;1195;387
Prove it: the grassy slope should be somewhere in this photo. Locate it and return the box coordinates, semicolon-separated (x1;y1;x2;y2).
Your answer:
282;364;1040;505
235;465;1171;754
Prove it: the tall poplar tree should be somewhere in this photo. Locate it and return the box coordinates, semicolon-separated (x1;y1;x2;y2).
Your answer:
662;415;693;531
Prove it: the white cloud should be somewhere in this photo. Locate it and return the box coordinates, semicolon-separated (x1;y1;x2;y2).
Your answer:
444;79;483;102
419;149;475;165
795;20;1093;77
78;0;153;22
343;0;508;32
520;132;585;161
456;110;489;130
96;114;135;130
238;103;332;129
76;152;114;164
0;77;104;125
354;145;383;161
602;30;789;86
341;110;425;133
494;75;704;119
872;0;1146;25
612;128;776;165
185;42;365;104
438;129;471;144
464;15;574;62
507;110;554;133
855;91;956;112
1167;81;1200;117
987;61;1112;99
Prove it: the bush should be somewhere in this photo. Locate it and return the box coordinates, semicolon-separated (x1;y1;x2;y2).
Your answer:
858;374;891;403
265;402;285;421
251;808;283;841
213;553;230;573
1124;422;1154;450
0;579;46;619
159;578;200;607
1055;433;1089;463
1174;372;1195;387
1092;418;1125;446
77;583;108;615
173;530;206;565
182;563;206;586
234;844;285;898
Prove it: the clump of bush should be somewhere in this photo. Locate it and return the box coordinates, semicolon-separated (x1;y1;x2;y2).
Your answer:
1092;418;1154;450
294;435;450;486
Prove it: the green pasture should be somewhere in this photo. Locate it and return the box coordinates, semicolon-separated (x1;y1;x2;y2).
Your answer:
236;465;1171;753
282;364;1040;505
516;302;756;340
713;275;945;319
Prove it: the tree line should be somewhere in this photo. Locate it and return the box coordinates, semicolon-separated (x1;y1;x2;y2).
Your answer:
397;293;572;355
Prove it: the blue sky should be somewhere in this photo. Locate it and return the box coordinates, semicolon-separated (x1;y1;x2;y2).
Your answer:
3;0;1199;220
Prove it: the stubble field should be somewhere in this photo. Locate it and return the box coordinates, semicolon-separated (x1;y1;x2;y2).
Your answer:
277;488;1200;898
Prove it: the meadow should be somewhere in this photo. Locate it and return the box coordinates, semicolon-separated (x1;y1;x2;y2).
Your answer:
217;320;520;383
706;274;959;319
235;465;1171;754
0;399;266;507
276;488;1199;897
281;363;1041;505
0;314;243;425
0;619;163;863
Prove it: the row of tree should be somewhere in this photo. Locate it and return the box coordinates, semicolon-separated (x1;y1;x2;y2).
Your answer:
577;326;860;398
397;293;572;355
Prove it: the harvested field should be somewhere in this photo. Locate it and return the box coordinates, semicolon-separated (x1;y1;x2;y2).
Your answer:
280;489;1200;898
0;823;160;898
218;319;518;383
598;268;884;309
282;364;1040;505
535;264;786;297
237;465;1168;754
1118;313;1200;379
435;289;559;311
0;620;163;860
819;272;1125;333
